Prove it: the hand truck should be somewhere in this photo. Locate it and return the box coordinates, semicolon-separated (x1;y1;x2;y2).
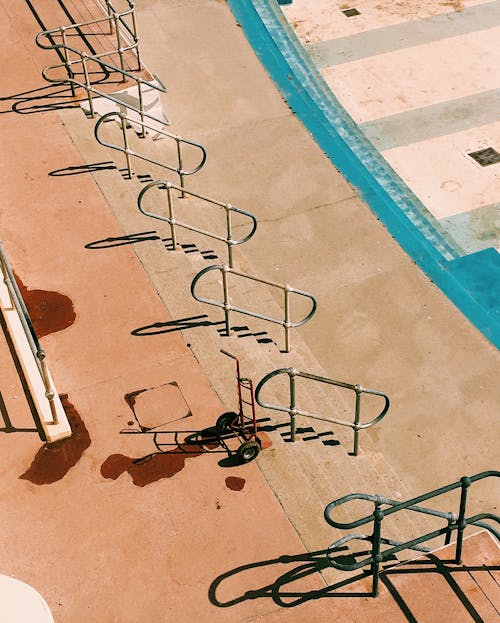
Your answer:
215;349;262;463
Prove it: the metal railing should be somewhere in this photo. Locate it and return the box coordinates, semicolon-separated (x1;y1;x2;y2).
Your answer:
95;112;206;188
37;43;167;123
35;4;169;128
254;368;389;454
36;0;142;80
324;471;500;596
36;1;208;200
0;242;59;434
137;180;257;266
191;265;317;352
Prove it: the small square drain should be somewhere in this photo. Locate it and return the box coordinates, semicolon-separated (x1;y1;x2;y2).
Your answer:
468;147;500;167
342;8;361;17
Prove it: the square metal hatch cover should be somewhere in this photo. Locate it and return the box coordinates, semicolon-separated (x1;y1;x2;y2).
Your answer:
468;147;500;167
342;8;361;17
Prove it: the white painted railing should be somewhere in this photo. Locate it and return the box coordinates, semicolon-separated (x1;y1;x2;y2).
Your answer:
0;242;71;442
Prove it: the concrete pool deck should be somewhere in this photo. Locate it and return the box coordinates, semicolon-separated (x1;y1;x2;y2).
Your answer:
0;0;498;621
232;0;500;348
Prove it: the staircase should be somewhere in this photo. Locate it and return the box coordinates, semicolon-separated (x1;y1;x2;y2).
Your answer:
324;471;499;594
56;110;433;584
376;530;500;622
32;0;497;589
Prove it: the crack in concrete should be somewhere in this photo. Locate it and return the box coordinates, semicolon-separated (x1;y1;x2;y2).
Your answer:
254;195;357;226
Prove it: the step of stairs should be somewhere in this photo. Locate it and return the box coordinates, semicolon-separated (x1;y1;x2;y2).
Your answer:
378;530;500;621
58;103;444;582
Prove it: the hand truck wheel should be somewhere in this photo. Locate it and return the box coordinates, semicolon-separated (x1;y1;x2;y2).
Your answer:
216;411;238;436
237;440;260;463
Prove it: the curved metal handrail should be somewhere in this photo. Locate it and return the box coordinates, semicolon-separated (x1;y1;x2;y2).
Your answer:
35;0;143;94
324;493;455;531
36;8;168;127
35;0;139;60
39;52;168;133
254;368;389;454
326;532;433;557
40;55;166;106
191;264;317;352
327;529;444;572
323;471;500;596
35;4;137;50
324;471;499;529
137;180;257;266
95;112;206;188
327;513;500;571
39;47;137;80
466;513;500;539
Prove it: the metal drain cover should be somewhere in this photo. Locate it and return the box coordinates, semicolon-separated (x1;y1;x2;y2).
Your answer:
342;8;361;17
468;147;500;167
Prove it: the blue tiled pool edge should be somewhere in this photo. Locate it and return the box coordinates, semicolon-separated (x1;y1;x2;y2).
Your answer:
228;0;500;349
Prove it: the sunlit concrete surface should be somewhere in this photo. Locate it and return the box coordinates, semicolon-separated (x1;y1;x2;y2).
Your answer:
284;0;491;41
281;0;500;250
1;0;499;621
382;122;500;221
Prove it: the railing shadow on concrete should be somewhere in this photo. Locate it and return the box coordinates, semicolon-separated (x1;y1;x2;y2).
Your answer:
209;546;378;609
380;553;500;623
0;388;39;435
0;83;87;115
255;367;390;455
208;543;499;615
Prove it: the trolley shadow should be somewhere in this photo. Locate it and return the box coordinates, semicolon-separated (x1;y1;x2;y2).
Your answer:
119;424;263;468
101;426;244;486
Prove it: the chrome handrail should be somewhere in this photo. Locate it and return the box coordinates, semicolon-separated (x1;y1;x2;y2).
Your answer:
254;368;389;454
0;241;59;431
39;52;167;123
137;180;257;266
35;2;168;127
35;0;141;77
95;112;206;189
324;471;500;596
191;264;317;352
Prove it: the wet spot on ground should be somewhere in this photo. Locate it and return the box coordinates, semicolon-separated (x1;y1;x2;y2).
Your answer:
20;395;90;485
101;442;217;487
15;273;75;337
225;476;246;491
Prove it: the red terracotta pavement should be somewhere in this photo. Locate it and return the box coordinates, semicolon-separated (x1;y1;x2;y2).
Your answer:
1;2;498;622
